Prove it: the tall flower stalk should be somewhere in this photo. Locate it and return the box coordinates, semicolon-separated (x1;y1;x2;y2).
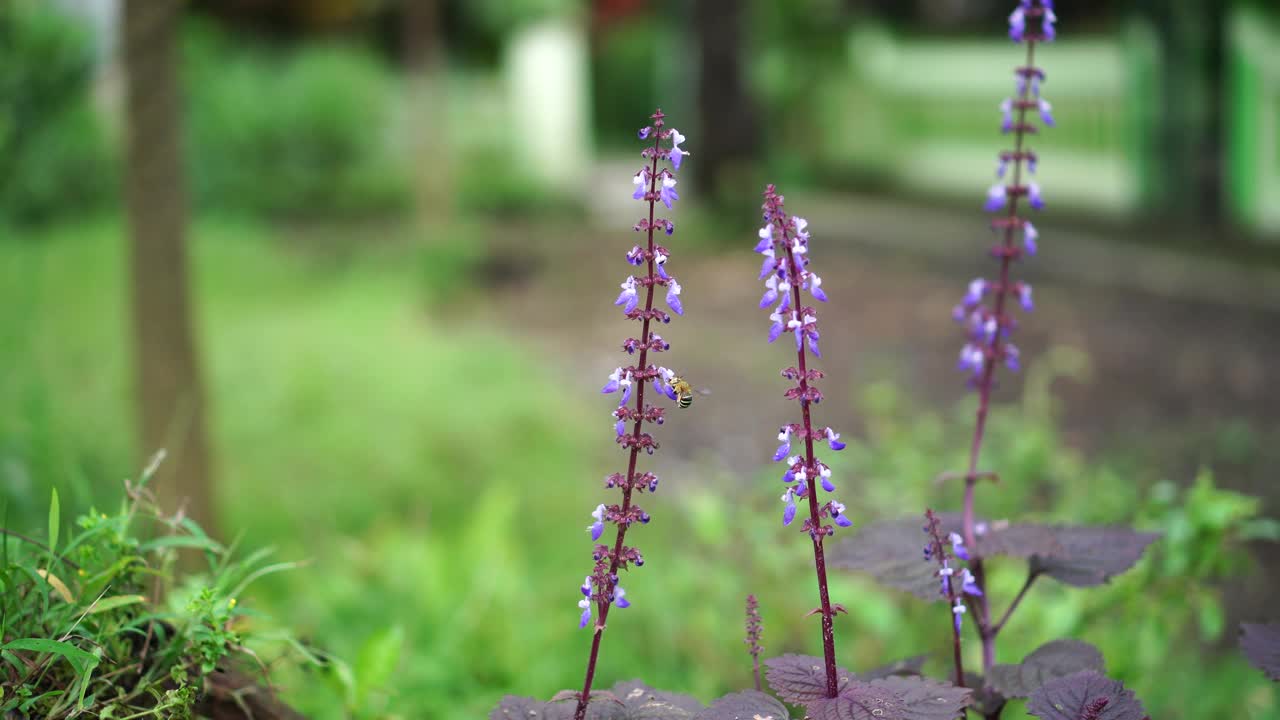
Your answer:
953;0;1057;681
573;109;687;720
755;185;851;698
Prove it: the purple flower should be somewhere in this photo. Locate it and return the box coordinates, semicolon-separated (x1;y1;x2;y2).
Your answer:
1004;343;1021;372
1023;222;1039;255
588;504;607;541
767;310;785;343
755;224;773;253
759;249;777;279
1044;7;1057;41
952;600;966;633
774;427;792;462
807;332;821;358
1027;182;1044;210
997;155;1009;178
958;344;985;375
1018;283;1033;311
616;276;639;313
613;585;631;609
579;597;592;628
1000;98;1014;132
1008;5;1026;42
781;488;797;526
949;532;970;560
760;275;782;309
985;184;1007;212
666;279;683;315
825;427;846;451
831;501;853;528
626;245;645;265
632;170;649;200
638;126;651;140
581;576;592;596
820;464;835;492
668;129;689;170
602;367;631;395
1037;98;1055;127
659;176;679;209
807;273;827;302
964;278;987;307
960;568;983;596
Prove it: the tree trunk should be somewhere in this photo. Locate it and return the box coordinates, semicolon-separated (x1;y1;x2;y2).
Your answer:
401;0;451;222
122;0;216;534
693;0;758;204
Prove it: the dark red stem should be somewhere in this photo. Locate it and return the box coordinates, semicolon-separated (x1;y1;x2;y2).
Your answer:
963;33;1037;715
574;122;664;720
773;213;840;699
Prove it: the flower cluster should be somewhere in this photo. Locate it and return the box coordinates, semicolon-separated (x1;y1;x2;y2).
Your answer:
576;110;687;640
923;512;982;634
957;0;1057;388
756;186;850;535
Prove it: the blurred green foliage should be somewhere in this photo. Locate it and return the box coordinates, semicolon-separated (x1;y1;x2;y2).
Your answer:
184;22;412;219
0;218;1274;719
0;1;115;226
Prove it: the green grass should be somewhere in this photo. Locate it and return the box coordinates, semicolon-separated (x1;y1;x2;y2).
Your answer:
0;217;1275;719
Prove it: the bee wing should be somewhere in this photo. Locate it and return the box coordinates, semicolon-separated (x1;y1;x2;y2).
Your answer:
697;387;712;396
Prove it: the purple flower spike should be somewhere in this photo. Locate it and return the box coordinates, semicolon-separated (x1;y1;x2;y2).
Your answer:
613;585;631;609
666;279;683;315
588;504;607;541
659;176;679;209
1023;221;1038;255
825;427;846;451
985;184;1007;212
579;598;592;628
1027;182;1044;210
781;489;797;526
1038;98;1055;127
669;129;689;170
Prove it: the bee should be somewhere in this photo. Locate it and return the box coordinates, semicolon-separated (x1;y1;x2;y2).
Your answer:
669;376;710;409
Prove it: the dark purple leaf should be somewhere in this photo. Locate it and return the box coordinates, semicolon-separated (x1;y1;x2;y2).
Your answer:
1029;527;1159;587
1240;622;1280;681
962;674;1006;718
828;516;1065;600
611;680;705;717
859;656;927;681
491;696;548;720
827;518;948;601
764;654;853;704
694;691;789;720
1025;671;1146;720
806;676;970;720
988;640;1106;698
544;694;628;720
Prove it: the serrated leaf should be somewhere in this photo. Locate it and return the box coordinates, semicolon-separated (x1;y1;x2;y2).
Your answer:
1025;671;1146;720
1240;622;1280;681
988;640;1106;698
806;676;970;720
826;519;945;601
962;674;1005;718
764;654;853;704
490;695;548;720
610;680;703;717
859;656;927;681
694;691;789;720
1029;527;1159;587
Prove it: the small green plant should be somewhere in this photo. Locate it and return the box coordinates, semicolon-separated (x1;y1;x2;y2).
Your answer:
0;454;312;717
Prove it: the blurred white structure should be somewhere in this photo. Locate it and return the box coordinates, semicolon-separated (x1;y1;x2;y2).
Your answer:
504;18;591;191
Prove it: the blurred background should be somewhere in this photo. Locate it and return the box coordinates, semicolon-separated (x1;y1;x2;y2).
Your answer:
1;0;1278;717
